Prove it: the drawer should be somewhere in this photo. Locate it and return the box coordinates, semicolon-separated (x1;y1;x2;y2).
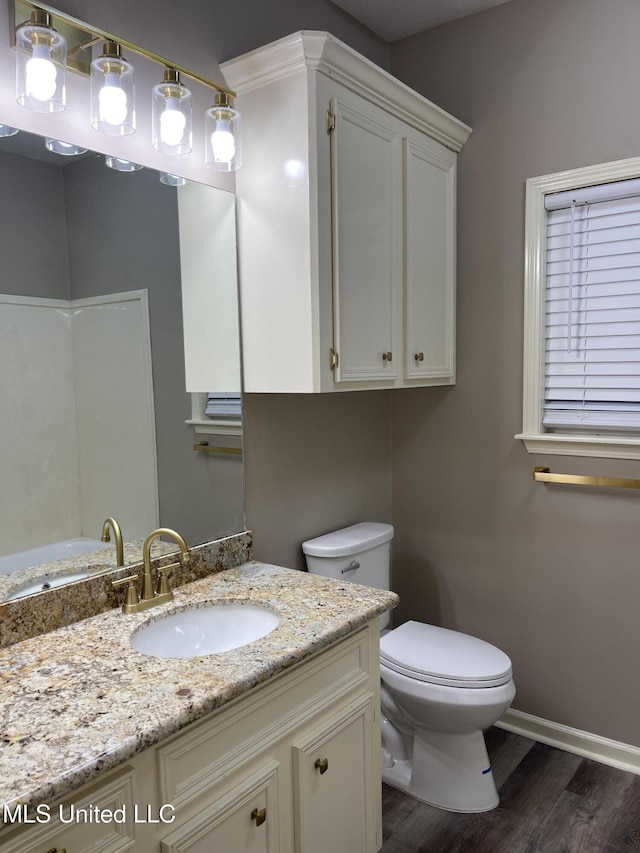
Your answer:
0;767;136;853
160;759;281;853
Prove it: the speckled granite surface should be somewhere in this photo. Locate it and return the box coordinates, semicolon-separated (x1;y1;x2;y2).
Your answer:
0;562;397;820
0;532;252;647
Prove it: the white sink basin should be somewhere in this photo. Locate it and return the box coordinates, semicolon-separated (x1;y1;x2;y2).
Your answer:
5;571;90;601
130;603;280;658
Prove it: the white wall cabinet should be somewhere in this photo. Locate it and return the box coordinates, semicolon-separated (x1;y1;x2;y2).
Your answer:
222;31;471;393
0;625;381;853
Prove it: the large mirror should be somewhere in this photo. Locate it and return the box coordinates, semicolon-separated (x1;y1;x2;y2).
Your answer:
0;125;244;602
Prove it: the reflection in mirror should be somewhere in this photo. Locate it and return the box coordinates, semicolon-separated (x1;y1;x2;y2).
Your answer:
0;127;244;602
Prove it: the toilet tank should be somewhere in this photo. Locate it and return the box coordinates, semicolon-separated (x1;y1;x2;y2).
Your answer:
302;522;394;629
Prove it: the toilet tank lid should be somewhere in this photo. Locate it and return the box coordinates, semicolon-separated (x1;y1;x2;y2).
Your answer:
302;522;394;557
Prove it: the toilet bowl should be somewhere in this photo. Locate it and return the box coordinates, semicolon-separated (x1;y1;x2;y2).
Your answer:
379;620;515;811
302;522;516;813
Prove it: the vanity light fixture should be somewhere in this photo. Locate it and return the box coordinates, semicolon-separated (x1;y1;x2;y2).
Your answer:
159;172;187;186
205;92;241;172
105;155;142;172
45;137;86;155
12;1;241;170
90;41;135;136
0;124;19;136
15;8;66;113
152;69;192;155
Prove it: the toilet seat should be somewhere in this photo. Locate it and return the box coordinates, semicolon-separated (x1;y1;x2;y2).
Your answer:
380;621;512;689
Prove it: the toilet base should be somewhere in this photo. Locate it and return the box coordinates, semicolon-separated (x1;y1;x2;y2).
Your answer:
381;727;499;813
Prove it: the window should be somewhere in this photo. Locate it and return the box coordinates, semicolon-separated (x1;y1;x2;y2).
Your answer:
517;155;640;459
187;392;242;436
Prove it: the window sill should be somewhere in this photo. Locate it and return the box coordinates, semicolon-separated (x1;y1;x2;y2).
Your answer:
516;432;640;460
186;419;242;437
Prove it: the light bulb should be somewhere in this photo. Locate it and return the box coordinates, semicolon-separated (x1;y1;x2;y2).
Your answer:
99;73;128;126
160;98;186;147
211;120;236;163
26;45;57;102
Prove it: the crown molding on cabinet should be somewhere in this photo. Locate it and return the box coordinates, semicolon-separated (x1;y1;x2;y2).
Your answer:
221;31;472;153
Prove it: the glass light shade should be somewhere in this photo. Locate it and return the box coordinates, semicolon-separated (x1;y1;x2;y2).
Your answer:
45;138;87;156
160;173;187;186
91;43;135;136
152;70;192;155
0;125;19;138
16;12;66;113
105;156;143;172
205;94;241;172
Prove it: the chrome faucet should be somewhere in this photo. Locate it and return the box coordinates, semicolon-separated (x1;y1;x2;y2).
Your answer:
112;527;190;614
101;516;124;566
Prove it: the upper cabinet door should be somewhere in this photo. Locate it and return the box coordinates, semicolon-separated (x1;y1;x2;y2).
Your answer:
403;136;457;384
329;95;402;384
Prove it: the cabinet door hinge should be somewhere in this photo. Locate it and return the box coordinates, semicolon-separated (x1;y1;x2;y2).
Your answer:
326;110;336;134
329;348;339;370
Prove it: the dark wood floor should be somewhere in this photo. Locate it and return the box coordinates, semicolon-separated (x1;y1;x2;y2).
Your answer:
381;727;640;852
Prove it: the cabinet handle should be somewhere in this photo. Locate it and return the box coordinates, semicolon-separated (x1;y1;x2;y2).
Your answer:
414;352;424;362
251;807;267;827
314;757;329;774
382;351;393;362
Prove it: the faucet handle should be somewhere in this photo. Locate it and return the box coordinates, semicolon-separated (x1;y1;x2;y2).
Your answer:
156;562;178;597
112;574;140;613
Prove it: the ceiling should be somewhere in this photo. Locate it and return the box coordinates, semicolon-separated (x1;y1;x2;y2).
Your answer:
331;0;513;42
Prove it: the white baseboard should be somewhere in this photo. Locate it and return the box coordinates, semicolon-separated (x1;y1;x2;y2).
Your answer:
496;708;640;776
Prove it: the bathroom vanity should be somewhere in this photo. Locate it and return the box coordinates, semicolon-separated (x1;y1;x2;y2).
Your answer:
0;562;397;853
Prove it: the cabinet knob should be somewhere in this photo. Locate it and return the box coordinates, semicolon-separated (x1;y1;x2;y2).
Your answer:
414;352;424;362
382;351;393;362
251;807;267;827
314;757;329;774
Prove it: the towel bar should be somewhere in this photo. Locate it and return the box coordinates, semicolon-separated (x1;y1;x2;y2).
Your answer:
534;466;640;490
193;442;242;456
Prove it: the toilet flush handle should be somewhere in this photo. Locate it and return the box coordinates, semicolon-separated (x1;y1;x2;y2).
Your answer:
341;560;360;574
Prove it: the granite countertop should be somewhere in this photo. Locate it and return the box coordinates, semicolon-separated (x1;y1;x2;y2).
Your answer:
0;561;397;817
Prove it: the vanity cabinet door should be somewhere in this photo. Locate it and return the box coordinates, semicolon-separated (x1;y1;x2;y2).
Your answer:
160;760;282;853
403;135;457;385
292;693;378;853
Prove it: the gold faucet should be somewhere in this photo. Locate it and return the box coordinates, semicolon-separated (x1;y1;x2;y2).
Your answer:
101;517;124;566
141;527;190;602
112;527;190;614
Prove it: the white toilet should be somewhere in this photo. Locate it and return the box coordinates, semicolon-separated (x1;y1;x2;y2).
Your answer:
302;522;516;813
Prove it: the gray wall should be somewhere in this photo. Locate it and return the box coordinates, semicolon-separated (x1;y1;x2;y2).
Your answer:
388;0;640;746
243;392;392;569
0;154;69;298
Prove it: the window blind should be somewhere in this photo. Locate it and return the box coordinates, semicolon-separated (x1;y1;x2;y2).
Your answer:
205;392;242;420
544;179;640;431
